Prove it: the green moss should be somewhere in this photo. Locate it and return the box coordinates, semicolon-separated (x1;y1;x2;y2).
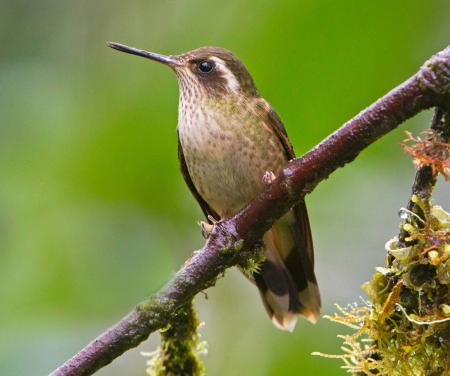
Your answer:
219;245;234;255
219;239;245;255
234;239;245;251
240;242;265;278
137;296;176;324
144;302;205;376
315;197;450;375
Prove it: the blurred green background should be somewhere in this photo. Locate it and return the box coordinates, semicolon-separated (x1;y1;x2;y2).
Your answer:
0;1;449;375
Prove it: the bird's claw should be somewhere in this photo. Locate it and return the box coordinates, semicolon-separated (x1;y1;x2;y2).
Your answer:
207;215;219;224
262;170;276;185
199;215;220;239
199;221;214;239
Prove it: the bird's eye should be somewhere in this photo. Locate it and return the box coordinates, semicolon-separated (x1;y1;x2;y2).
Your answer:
197;60;214;73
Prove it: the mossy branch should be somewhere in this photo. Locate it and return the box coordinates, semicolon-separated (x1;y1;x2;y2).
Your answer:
144;301;205;376
50;45;450;376
399;108;450;246
315;107;449;375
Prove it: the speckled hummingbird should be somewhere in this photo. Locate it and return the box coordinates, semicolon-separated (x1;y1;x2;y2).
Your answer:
108;42;321;331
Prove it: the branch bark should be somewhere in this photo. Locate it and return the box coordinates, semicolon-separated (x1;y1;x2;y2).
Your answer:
50;45;450;376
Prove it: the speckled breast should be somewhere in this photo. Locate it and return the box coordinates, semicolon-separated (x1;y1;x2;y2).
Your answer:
178;95;287;217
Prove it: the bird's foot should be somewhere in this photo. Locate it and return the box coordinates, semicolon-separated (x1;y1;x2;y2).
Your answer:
262;170;276;185
199;221;214;239
198;215;220;239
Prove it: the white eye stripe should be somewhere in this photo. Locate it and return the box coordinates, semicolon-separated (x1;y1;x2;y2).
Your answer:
210;56;241;93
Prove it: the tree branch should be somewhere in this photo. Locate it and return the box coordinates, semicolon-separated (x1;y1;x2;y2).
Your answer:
399;107;450;246
311;106;450;374
145;302;204;376
50;45;450;376
409;108;449;202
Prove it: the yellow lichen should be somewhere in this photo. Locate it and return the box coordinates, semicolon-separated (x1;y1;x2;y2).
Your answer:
315;199;450;375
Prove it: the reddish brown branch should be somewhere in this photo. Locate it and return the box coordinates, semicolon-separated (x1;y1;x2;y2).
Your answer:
50;45;450;376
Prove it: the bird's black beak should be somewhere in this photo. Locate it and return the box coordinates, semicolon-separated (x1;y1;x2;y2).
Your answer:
107;42;179;66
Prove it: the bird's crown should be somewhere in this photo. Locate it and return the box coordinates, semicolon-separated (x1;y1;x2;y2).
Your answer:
175;47;258;96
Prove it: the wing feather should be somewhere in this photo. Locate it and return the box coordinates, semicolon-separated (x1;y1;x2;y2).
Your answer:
256;98;315;269
253;98;321;329
177;129;220;223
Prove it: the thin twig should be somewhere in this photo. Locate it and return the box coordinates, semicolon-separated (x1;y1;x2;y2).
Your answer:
50;45;450;376
395;304;450;326
398;107;450;246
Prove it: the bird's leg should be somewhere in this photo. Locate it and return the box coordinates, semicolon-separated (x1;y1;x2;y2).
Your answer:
199;221;213;239
199;215;220;239
262;170;276;185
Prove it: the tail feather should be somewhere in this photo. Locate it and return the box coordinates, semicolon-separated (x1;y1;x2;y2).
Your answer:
254;205;321;331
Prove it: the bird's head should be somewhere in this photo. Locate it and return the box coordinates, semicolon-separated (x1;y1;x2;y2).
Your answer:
107;42;258;98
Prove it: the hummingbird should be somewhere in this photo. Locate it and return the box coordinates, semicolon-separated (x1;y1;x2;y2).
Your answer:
108;42;321;331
